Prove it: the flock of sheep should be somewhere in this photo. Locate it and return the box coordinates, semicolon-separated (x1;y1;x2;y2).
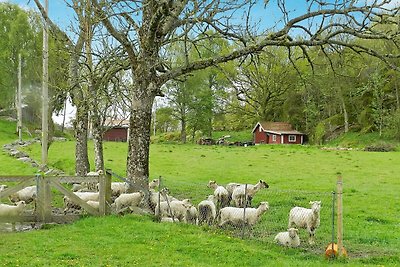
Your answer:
0;177;322;247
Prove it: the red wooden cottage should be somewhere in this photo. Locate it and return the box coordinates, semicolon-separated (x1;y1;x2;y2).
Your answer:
103;119;129;142
252;122;306;145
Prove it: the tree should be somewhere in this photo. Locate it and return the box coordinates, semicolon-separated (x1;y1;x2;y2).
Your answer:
91;0;400;192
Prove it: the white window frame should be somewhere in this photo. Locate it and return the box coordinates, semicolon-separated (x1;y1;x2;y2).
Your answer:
288;135;296;142
272;134;277;142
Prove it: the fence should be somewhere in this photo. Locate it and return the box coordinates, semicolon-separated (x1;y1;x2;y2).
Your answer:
154;176;346;256
0;170;112;225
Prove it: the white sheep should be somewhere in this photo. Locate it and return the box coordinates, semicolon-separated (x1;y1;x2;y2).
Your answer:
0;201;26;231
207;180;229;210
219;201;269;227
149;179;160;190
288;201;321;244
0;201;26;217
9;186;37;204
113;191;145;212
160;217;180;223
231;180;269;208
274;228;300;247
198;195;217;225
63;192;100;212
149;188;176;211
155;199;192;222
111;182;130;197
0;184;8;191
186;205;198;225
86;200;100;210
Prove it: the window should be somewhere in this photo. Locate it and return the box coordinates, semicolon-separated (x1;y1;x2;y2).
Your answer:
289;135;296;142
272;134;277;142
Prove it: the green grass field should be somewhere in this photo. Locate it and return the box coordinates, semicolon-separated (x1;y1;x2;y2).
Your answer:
0;120;399;266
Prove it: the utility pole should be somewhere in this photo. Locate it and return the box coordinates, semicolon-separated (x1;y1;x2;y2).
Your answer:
41;0;49;169
17;53;22;142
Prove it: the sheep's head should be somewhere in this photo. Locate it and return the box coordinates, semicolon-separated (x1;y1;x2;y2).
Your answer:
259;180;269;189
16;201;26;208
160;187;170;196
0;185;8;191
310;201;321;213
9;194;19;203
287;228;298;239
182;199;193;207
207;180;217;189
258;201;269;212
149;179;160;189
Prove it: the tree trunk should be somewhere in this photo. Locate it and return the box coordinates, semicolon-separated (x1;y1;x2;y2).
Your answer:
75;106;90;176
341;97;349;133
180;117;187;143
126;92;154;192
92;114;104;172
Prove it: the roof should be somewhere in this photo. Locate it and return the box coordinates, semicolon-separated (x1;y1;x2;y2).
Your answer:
252;121;305;135
104;118;129;128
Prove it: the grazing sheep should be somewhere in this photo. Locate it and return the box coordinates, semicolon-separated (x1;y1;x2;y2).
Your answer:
288;201;321;245
207;180;230;211
155;199;192;222
219;201;269;227
149;179;160;190
274;228;300;247
9;186;37;204
198;195;217;226
114;191;145;212
231;180;269;208
63;192;100;212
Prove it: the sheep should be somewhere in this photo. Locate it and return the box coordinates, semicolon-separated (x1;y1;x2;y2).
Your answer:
160;217;180;223
149;178;160;190
111;182;130;197
186;205;198;225
9;186;37;204
155;199;193;222
231;180;269;208
225;182;241;203
0;184;8;191
198;195;217;226
274;228;301;248
113;191;145;212
149;188;176;212
63;192;100;212
288;201;321;245
207;180;229;211
0;201;26;231
86;200;100;210
219;201;269;228
0;201;26;217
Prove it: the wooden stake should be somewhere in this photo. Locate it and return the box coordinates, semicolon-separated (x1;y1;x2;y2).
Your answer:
41;0;49;168
337;175;343;257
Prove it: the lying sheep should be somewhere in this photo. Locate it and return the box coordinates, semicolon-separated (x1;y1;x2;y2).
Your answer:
274;228;300;247
9;186;37;204
288;201;321;245
219;201;269;227
63;192;100;212
155;199;193;222
231;180;269;208
207;180;229;211
86;200;100;210
198;195;217;226
114;191;145;212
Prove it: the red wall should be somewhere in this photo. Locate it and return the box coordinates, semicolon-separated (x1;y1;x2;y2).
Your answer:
254;125;268;144
282;134;303;144
103;128;128;142
255;131;304;145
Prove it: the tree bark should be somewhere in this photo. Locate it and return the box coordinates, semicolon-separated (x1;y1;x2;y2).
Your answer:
75;106;90;176
180;116;187;143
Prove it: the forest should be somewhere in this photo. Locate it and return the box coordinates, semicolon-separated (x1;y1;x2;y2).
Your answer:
1;1;400;186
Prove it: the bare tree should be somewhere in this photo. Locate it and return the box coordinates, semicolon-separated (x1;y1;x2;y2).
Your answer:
91;0;399;192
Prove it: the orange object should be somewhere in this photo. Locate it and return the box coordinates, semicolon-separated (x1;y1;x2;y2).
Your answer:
325;243;348;258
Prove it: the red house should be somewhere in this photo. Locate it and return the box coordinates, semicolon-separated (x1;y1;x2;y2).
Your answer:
103;119;129;142
252;122;306;145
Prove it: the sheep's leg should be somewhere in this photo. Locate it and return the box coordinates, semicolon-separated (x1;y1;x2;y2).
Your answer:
307;226;315;245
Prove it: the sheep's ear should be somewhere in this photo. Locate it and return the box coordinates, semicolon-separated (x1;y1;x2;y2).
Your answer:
309;201;314;204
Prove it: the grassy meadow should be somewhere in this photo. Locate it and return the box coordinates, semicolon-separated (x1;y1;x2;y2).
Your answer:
0;119;399;266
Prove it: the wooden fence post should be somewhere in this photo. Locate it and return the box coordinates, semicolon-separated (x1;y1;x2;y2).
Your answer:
337;175;343;257
36;175;52;222
99;170;112;215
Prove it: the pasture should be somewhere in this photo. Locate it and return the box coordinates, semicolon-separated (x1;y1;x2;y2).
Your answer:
1;130;399;265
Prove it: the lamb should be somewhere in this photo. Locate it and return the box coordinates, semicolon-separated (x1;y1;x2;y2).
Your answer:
219;201;269;227
288;201;321;245
111;182;129;197
0;184;8;191
186;205;198;225
274;228;300;247
0;201;26;217
231;180;269;208
149;188;176;211
9;186;37;204
149;178;160;190
207;180;229;211
0;201;26;231
63;192;100;212
155;199;193;222
198;195;217;225
86;200;100;210
113;191;145;212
